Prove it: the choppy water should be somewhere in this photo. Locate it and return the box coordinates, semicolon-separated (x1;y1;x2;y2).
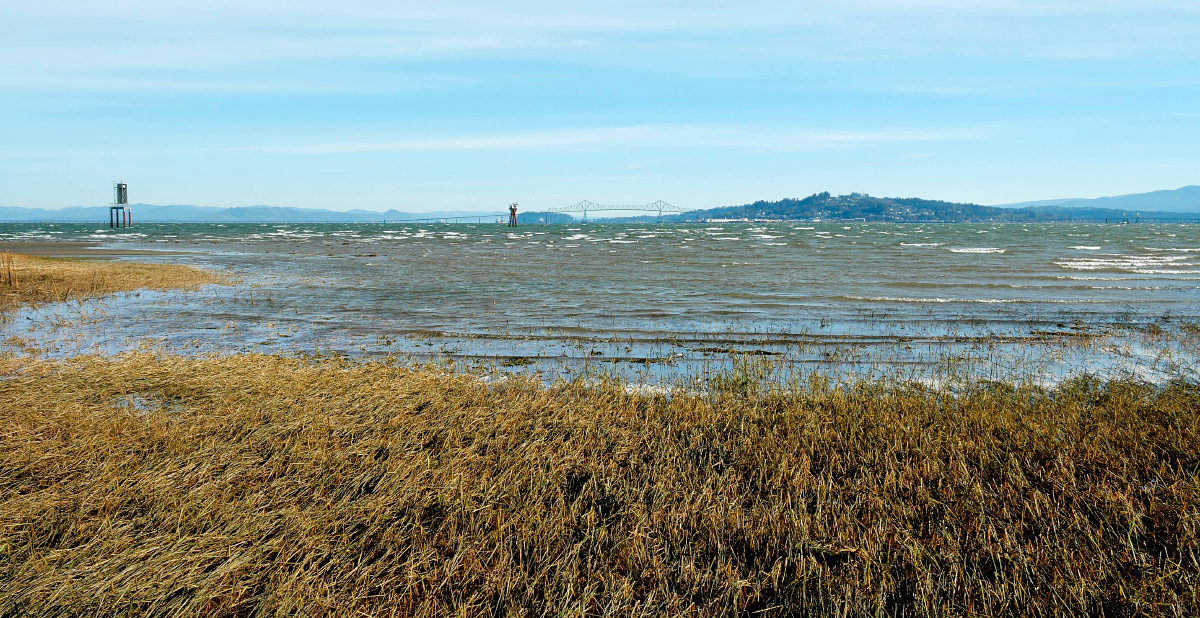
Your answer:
4;221;1199;384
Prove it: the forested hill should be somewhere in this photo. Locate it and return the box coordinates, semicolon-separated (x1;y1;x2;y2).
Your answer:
684;192;1162;222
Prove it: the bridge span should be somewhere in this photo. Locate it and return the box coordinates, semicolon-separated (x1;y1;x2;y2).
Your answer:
549;200;685;221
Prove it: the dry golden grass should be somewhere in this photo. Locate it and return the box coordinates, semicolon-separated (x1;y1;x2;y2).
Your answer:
0;252;222;312
1;353;1197;616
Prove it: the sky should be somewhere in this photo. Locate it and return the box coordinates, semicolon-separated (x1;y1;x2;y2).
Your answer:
2;1;1199;213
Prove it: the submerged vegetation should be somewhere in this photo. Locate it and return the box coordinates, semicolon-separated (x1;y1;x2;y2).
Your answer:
0;252;221;312
1;352;1197;616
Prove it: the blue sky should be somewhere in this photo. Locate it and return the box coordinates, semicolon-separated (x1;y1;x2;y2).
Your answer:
2;0;1198;212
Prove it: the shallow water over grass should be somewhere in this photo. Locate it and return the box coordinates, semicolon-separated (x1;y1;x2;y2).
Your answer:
3;221;1199;384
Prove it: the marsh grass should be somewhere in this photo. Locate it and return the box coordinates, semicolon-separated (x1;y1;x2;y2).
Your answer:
0;251;1197;615
0;252;222;312
1;352;1197;616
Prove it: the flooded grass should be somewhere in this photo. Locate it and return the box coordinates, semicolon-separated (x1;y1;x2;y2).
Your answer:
0;252;223;313
1;352;1197;616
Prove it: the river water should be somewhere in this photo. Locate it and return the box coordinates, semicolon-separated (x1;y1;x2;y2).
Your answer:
3;221;1199;385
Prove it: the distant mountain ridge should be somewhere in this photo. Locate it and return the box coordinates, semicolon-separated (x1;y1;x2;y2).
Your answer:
677;190;1197;223
0;204;508;223
996;185;1200;213
681;192;1011;222
2;186;1197;223
678;186;1200;222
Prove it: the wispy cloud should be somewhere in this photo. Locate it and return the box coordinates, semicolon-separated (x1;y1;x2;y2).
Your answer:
5;0;1198;85
240;127;659;154
237;124;981;155
3;1;1197;209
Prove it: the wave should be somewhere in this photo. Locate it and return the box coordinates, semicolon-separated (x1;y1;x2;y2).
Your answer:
1055;255;1193;271
948;247;1005;254
846;296;1119;304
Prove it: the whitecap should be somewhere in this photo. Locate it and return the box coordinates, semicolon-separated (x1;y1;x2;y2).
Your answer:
848;296;1093;304
1055;254;1192;271
948;247;1005;254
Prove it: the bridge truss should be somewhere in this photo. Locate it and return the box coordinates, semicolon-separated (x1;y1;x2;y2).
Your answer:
550;200;685;221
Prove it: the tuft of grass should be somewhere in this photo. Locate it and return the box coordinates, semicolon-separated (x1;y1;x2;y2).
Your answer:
0;252;223;312
1;353;1197;616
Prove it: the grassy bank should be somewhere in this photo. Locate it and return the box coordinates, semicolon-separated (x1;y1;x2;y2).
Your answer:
0;252;221;312
1;353;1196;616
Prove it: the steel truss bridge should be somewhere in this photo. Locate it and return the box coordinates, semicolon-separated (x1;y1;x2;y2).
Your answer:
550;200;686;221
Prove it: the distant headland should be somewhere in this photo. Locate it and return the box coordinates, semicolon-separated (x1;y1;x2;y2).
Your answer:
2;186;1197;224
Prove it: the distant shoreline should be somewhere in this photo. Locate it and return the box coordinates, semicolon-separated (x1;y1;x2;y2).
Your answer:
3;186;1199;224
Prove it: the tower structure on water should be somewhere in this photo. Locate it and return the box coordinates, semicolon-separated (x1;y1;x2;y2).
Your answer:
110;182;130;228
508;202;519;227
